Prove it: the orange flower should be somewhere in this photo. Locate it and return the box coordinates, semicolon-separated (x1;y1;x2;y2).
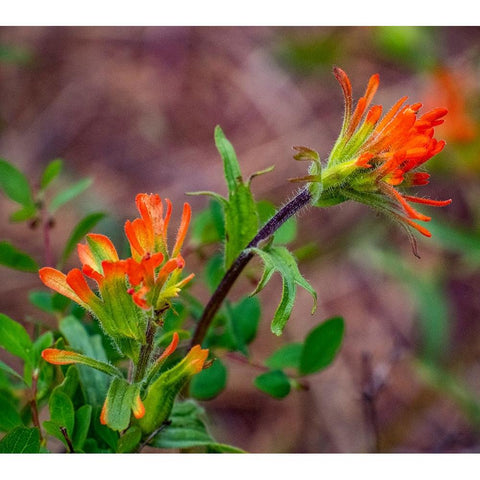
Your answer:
125;193;191;260
424;66;476;143
298;67;452;248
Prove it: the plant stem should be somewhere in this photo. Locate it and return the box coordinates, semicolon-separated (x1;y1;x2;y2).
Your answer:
190;187;312;347
29;369;43;442
134;318;156;383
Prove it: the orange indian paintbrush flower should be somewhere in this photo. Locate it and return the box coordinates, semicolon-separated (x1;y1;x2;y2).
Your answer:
296;67;452;251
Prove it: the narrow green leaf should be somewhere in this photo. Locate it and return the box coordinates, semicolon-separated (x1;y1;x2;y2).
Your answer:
49;390;75;437
249;245;317;336
214;126;259;268
0;313;33;361
72;405;92;451
265;342;303;371
32;331;54;367
0;159;34;206
40;158;63;190
254;370;291;399
0;360;24;383
0;392;22;431
59;212;106;266
9;204;37;222
53;365;79;398
299;317;344;375
0;426;40;453
59;316;110;406
49;177;92;213
0;241;38;272
214;125;242;194
189;359;227;400
117;425;142;453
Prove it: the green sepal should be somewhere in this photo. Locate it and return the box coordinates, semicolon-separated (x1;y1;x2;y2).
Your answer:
248;245;317;335
102;377;141;432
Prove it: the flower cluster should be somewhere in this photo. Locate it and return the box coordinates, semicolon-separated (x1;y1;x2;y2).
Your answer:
39;194;206;432
296;67;452;251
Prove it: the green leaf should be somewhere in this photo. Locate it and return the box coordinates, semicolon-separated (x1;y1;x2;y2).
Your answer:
49;177;93;213
102;378;139;432
0;313;33;362
72;405;92;451
32;331;54;366
59;315;110;406
0;391;22;431
117;425;142;453
0;241;38;272
149;399;243;452
0;360;24;383
59;212;106;267
299;317;344;375
254;370;291;399
204;253;225;293
249;245;317;335
214;126;259;269
0;159;34;206
189;359;227;400
40;158;63;190
190;199;225;246
9;204;37;222
0;426;40;453
53;365;79;398
28;291;55;313
49;389;75;438
228;296;261;354
265;342;303;370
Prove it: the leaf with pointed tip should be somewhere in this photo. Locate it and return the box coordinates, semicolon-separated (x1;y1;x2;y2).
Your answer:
248;245;317;335
0;313;33;362
0;241;38;272
0;159;34;207
49;177;93;213
59;212;106;267
40;158;63;190
214;126;259;268
299;317;344;375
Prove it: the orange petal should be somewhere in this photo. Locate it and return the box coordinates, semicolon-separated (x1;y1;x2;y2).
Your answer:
39;267;86;307
172;203;192;257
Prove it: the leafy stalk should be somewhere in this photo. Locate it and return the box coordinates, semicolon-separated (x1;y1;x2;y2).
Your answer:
190;187;312;347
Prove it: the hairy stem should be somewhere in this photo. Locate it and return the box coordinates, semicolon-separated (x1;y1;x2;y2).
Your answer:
134;318;156;383
190;187;312;347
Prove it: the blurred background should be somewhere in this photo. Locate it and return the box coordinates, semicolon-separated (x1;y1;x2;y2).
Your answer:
1;26;480;453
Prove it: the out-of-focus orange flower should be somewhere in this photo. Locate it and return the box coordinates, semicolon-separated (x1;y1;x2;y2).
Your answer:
424;66;477;143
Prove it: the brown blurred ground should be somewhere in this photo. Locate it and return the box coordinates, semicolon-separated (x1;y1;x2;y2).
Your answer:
1;26;480;453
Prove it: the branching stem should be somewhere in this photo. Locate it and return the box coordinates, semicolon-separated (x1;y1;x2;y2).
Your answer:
190;187;312;347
